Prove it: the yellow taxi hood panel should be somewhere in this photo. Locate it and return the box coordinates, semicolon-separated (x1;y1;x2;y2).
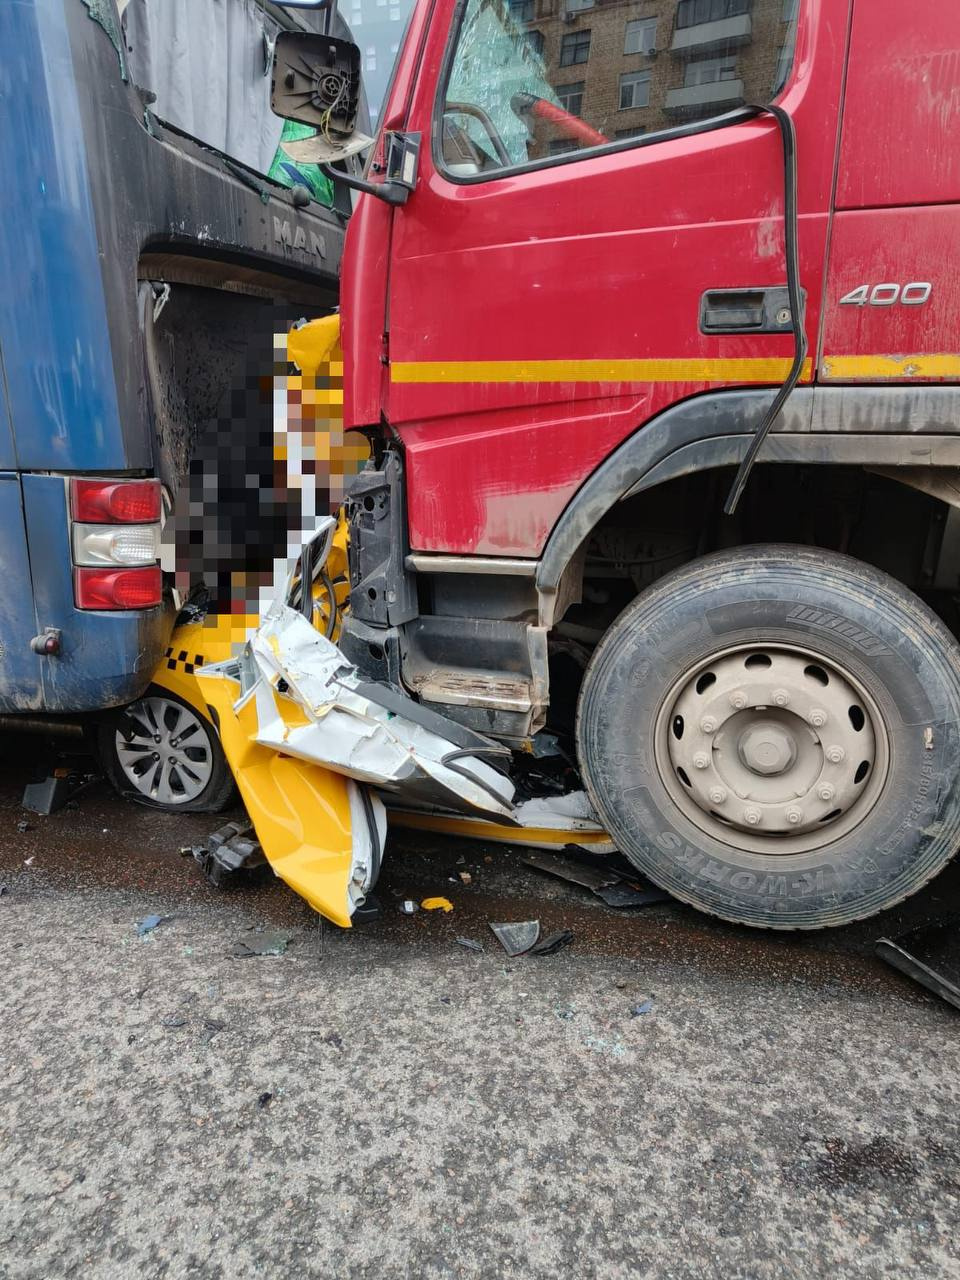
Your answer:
288;315;342;376
197;672;365;929
152;614;260;719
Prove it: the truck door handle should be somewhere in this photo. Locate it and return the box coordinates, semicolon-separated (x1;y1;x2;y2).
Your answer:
700;286;803;334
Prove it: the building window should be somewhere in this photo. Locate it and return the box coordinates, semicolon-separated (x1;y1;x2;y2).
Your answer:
390;2;401;16
525;29;545;56
560;29;591;66
549;138;579;155
618;69;651;109
675;0;750;29
564;0;594;13
365;46;377;71
556;81;585;116
508;0;535;21
615;125;647;138
683;54;738;86
624;17;658;55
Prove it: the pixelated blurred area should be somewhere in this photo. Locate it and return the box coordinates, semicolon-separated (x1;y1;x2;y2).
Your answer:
162;313;366;628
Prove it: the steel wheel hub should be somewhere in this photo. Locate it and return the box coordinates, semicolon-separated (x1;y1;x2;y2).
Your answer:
657;645;888;851
115;696;213;806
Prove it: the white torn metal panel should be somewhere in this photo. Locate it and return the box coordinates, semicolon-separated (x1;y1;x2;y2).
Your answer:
203;600;516;823
346;780;387;912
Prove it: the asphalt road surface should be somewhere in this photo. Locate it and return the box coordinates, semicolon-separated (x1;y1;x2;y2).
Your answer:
1;737;959;1279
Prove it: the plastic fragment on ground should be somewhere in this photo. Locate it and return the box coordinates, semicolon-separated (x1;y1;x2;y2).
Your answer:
489;920;540;956
455;936;484;952
136;913;170;938
529;929;574;956
876;917;960;1010
232;931;292;958
421;896;453;913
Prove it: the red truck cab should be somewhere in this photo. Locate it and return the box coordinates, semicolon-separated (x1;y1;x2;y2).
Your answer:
290;0;960;929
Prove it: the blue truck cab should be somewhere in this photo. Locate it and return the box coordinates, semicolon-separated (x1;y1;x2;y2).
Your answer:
0;0;348;715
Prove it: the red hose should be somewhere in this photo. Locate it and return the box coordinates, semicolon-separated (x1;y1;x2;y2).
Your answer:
527;97;608;147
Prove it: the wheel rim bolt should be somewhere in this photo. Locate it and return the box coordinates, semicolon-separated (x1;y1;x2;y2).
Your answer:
693;752;710;770
709;786;727;804
809;708;828;728
730;690;748;710
772;688;790;707
825;745;845;763
817;783;835;801
744;807;762;826
786;808;803;825
700;716;718;734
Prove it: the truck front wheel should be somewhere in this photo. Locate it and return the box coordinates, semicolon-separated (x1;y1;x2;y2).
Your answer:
576;544;960;929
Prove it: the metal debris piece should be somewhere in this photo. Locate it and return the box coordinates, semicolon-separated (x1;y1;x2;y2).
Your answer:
421;896;453;913
232;932;291;958
489;920;540;957
21;776;71;816
876;917;960;1010
136;914;171;938
16;821;30;834
189;821;267;888
455;936;484;953
211;593;516;822
399;899;419;915
529;929;574;956
257;1091;273;1110
595;882;671;908
523;850;620;892
524;849;672;909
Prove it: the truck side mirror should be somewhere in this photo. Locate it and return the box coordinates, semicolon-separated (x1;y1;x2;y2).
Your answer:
271;31;418;206
271;32;362;139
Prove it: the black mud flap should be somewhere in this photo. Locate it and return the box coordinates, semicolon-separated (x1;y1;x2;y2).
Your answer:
876;919;960;1011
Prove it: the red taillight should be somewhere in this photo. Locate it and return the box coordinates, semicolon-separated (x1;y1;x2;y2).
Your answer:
74;567;162;610
70;478;161;524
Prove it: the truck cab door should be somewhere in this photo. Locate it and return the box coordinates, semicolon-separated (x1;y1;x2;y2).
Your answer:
382;0;849;556
819;1;960;384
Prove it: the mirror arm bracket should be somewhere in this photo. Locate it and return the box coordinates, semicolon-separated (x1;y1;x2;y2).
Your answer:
319;164;410;206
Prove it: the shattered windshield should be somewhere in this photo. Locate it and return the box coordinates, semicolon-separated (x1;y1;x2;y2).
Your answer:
445;0;559;166
441;0;804;175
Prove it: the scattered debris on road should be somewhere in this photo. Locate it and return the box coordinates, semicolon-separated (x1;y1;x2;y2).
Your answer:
455;937;484;953
523;848;671;910
421;896;453;913
232;931;292;958
398;899;419;915
529;929;575;956
183;821;268;887
630;1000;654;1017
136;913;172;938
876;918;960;1011
489;920;541;956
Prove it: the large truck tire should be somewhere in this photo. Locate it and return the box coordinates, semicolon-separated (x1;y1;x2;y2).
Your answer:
576;544;960;930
